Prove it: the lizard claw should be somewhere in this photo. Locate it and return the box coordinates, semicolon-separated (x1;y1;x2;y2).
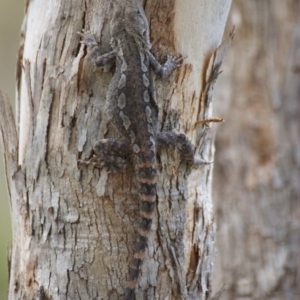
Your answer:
166;54;185;69
174;55;185;66
78;29;97;47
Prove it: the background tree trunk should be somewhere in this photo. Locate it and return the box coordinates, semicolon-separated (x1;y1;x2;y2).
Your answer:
0;0;231;299
213;1;300;299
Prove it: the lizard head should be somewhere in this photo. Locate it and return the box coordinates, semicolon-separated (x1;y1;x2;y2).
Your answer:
110;0;151;50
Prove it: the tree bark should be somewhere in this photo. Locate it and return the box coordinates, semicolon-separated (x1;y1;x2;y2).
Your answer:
0;0;231;299
213;1;300;299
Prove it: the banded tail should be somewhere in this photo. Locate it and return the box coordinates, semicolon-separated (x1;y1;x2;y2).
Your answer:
125;144;157;299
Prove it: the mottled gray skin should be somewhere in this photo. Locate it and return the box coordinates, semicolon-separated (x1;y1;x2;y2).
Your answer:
79;0;197;298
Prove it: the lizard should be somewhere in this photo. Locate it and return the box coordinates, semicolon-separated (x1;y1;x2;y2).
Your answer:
79;0;205;298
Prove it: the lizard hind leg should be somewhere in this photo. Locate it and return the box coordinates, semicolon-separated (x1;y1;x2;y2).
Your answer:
157;131;210;166
80;138;132;172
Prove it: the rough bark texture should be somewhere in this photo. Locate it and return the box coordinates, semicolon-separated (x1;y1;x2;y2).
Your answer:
0;0;231;299
213;1;300;299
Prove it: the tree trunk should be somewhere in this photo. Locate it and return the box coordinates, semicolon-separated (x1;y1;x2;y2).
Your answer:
213;1;300;299
0;0;231;299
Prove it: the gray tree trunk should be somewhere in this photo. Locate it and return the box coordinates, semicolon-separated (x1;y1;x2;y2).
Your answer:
0;0;231;299
213;1;300;299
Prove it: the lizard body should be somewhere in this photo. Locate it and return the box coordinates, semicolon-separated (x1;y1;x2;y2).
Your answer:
79;0;200;298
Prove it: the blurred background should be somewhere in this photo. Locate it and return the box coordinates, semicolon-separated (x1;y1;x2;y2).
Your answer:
212;1;300;299
0;1;23;298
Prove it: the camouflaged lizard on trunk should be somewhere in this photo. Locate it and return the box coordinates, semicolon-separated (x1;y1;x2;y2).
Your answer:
79;0;205;298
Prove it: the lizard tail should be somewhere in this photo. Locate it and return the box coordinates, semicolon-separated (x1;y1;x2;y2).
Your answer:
125;153;157;299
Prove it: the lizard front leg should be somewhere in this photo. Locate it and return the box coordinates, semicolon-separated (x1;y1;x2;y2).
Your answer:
148;50;183;78
78;30;116;67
